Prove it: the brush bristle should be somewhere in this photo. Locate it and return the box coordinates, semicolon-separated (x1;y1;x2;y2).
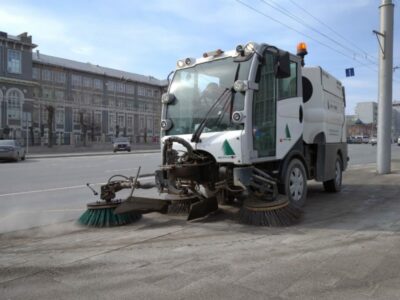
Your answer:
78;208;142;227
167;200;192;215
239;204;302;226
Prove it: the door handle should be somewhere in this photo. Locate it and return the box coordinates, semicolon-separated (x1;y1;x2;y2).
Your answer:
299;106;303;123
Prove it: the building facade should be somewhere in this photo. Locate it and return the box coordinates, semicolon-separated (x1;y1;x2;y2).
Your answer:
0;31;166;146
355;101;378;124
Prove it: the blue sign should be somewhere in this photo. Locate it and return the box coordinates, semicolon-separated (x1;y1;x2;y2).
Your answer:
345;68;355;77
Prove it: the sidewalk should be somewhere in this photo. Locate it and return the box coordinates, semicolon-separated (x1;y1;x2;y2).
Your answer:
1;162;400;299
26;143;160;158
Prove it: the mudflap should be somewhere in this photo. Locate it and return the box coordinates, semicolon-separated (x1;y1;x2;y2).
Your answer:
187;196;218;221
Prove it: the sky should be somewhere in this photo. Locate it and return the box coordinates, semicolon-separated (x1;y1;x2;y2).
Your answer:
1;0;399;114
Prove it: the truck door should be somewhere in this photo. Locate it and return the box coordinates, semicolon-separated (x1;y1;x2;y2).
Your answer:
252;54;276;157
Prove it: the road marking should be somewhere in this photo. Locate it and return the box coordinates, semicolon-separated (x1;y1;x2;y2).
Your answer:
0;176;154;198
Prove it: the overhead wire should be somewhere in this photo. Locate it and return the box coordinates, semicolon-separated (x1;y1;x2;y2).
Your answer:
235;0;400;83
259;0;377;65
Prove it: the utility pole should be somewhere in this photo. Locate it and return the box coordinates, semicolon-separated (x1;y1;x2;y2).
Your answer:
375;0;394;174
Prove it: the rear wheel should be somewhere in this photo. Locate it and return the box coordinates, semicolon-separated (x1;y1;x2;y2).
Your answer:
323;155;342;193
284;158;307;208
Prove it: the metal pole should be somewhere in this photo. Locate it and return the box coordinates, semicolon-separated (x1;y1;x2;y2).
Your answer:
377;0;394;174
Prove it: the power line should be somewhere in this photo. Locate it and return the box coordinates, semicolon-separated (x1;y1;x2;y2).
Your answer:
259;0;377;65
287;0;378;62
235;0;379;69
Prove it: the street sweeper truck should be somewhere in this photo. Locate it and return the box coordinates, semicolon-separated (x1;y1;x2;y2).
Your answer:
79;42;347;227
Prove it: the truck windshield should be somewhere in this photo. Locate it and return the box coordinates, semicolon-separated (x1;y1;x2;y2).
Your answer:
166;57;251;135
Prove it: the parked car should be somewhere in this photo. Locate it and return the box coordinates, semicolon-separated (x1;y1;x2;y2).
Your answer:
0;140;26;162
362;136;370;144
398;137;400;146
369;137;377;146
112;137;131;152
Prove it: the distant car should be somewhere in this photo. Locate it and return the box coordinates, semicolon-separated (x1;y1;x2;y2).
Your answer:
362;136;369;144
398;137;400;146
369;137;377;146
0;140;26;162
113;137;131;152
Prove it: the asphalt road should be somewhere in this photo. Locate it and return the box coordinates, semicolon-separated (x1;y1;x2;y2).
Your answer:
0;152;161;233
1;144;399;233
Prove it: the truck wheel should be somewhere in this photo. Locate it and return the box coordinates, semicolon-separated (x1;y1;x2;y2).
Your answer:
323;155;342;193
284;158;307;208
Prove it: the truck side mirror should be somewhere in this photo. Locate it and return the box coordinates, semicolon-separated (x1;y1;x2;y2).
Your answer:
274;51;291;79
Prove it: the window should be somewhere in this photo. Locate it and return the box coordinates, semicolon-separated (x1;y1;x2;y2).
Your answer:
42;88;52;99
138;86;146;96
116;82;125;93
83;94;91;105
7;49;22;74
7;89;23;119
278;62;298;100
42;69;52;81
94;79;103;90
73;109;80;123
83;77;92;88
93;95;102;106
55;90;64;100
107;81;115;91
117;115;124;127
56;108;65;125
71;74;82;87
94;112;102;126
32;67;40;80
127;115;133;129
54;71;66;83
252;53;276;157
126;84;135;94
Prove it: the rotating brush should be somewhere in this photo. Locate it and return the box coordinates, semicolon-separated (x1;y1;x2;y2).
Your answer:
239;197;302;227
167;199;192;215
78;201;142;228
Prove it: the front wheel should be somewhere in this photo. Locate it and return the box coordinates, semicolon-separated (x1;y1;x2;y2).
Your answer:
323;155;342;193
284;158;307;208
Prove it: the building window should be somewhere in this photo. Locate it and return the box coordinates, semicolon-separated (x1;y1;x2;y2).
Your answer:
107;81;115;92
83;94;91;105
94;112;102;126
126;84;135;94
138;86;146;96
117;115;124;127
93;95;102;106
116;82;125;93
83;77;92;88
56;108;65;125
71;74;82;87
127;115;133;130
55;90;64;100
42;69;53;81
7;49;22;74
42;88;52;99
73;109;80;123
94;79;103;90
7;89;23;120
54;71;66;83
32;67;40;80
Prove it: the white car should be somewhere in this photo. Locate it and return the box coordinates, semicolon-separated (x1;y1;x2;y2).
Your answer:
369;137;377;146
0;140;26;162
397;137;400;146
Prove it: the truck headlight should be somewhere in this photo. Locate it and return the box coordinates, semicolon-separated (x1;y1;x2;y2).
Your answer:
160;119;172;131
233;80;248;92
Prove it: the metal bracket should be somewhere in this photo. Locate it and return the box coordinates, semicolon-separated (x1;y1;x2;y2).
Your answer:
373;30;386;58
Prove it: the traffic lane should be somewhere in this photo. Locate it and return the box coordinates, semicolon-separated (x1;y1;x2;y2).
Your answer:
0;152;160;195
0;176;154;234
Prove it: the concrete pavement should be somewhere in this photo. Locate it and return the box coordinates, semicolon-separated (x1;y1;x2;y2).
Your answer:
1;161;400;299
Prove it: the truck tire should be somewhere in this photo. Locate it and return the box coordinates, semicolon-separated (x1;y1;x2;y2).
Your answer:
284;158;307;208
323;155;342;193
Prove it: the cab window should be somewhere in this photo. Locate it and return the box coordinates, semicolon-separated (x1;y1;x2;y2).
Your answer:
278;62;298;100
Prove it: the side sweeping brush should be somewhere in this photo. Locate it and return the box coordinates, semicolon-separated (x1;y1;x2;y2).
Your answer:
239;197;302;227
167;199;192;215
78;201;142;227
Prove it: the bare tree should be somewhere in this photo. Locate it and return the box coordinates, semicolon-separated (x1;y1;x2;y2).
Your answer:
45;105;55;148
